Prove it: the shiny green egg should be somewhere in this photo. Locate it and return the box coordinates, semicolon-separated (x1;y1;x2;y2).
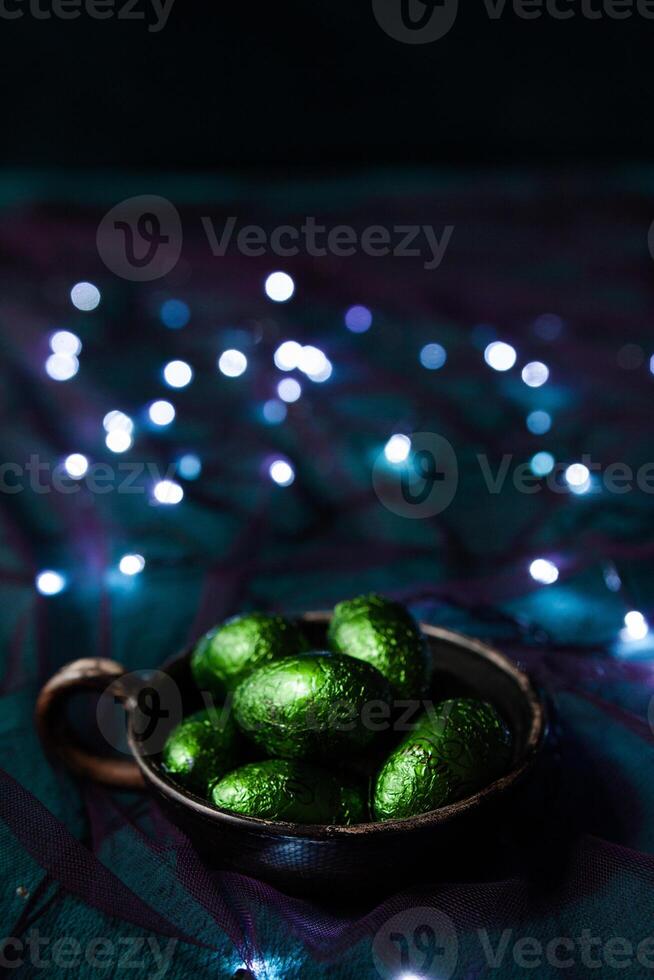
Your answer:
233;651;392;762
161;709;239;796
373;698;512;821
209;759;366;824
327;593;431;700
190;612;310;698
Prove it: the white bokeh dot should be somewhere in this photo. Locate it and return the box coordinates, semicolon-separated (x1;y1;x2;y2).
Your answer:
529;558;559;585
264;271;295;303
218;350;248;378
153;480;184;505
64;454;89;479
149;400;176;426
163;360;193;389
70;281;101;312
119;554;146;576
521;361;550;387
103;410;133;434
46;353;79;381
36;570;66;596
274;341;302;371
484;341;517;372
105;429;133;453
384;434;411;464
277;378;302;403
269;460;295;486
50;331;82;356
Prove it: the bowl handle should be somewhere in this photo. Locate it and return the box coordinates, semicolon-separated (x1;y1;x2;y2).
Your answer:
35;658;145;789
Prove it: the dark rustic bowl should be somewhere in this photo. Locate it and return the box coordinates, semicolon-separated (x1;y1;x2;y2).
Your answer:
36;612;545;894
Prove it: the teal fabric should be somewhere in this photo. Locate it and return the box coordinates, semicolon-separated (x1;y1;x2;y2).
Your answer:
1;172;654;977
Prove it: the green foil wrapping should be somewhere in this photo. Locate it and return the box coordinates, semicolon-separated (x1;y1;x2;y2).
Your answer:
233;651;392;762
328;593;431;700
209;759;366;824
190;613;310;698
373;697;512;820
161;709;239;796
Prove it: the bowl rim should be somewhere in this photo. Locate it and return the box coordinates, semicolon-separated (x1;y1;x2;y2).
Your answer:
128;614;546;839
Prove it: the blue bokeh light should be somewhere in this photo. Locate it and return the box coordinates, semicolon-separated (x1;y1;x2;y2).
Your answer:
160;299;191;329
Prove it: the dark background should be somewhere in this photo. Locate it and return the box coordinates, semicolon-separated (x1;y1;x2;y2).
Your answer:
1;2;649;170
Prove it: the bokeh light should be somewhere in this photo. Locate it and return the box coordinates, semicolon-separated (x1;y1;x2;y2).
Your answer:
262;399;287;424
565;463;591;495
274;341;302;371
218;349;248;378
530;451;555;476
105;430;133;453
384;434;411;464
264;271;295;303
419;343;447;370
345;305;372;333
45;353;79;381
177;453;202;480
153;480;184;505
277;378;302;403
163;360;193;388
521;361;549;387
269;459;295;487
36;570;66;596
64;454;89;479
149;400;176;426
50;330;82;356
533;314;563;340
623;610;649;641
119;554;145;576
160;299;190;329
70;281;101;311
297;346;332;382
103;410;133;434
484;341;517;371
529;558;559;585
527;410;552;435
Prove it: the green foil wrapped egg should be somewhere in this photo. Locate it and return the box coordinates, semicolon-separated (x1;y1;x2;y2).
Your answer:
328;593;431;700
209;759;366;824
190;612;310;698
162;709;239;796
233;651;392;762
373;698;512;821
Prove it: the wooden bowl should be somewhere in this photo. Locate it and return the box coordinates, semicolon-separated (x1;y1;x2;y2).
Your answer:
36;613;545;893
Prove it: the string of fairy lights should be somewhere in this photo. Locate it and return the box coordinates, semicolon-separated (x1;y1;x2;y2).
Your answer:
34;275;651;649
